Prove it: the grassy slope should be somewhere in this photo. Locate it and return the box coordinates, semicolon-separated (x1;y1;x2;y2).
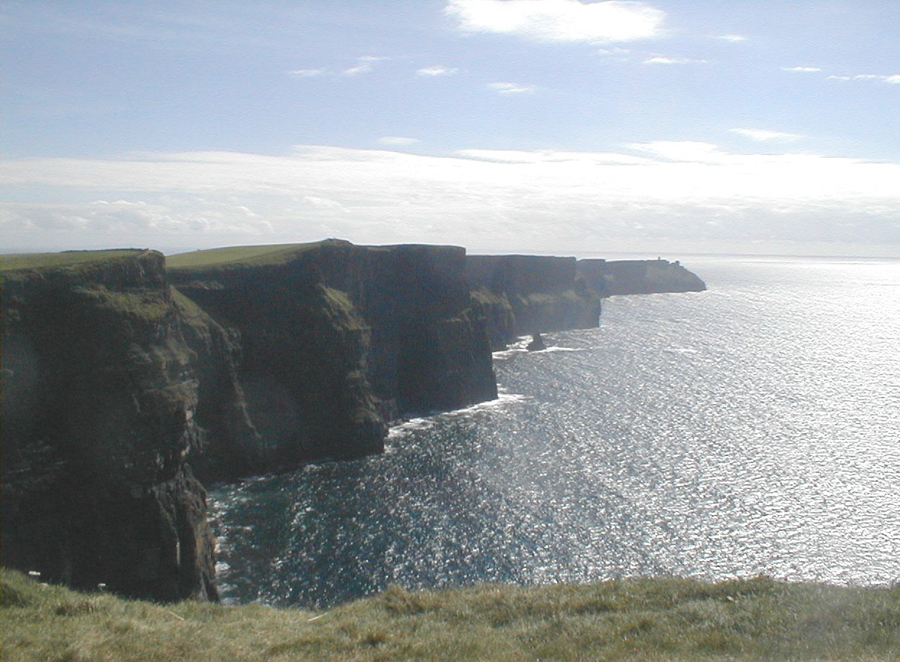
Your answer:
3;569;898;661
0;250;143;273
166;243;327;271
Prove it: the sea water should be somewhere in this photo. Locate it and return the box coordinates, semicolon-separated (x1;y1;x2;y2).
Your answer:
209;255;900;608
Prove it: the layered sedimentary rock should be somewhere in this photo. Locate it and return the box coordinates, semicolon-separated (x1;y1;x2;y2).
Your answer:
466;254;603;349
577;258;706;296
1;251;221;602
169;240;497;481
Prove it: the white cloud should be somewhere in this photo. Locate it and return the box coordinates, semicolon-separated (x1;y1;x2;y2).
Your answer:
286;56;392;79
782;66;822;73
595;46;631;58
377;136;421;146
716;34;747;42
2;144;899;254
827;72;900;85
785;67;900;88
287;68;326;78
627;140;725;162
299;195;347;212
445;0;665;44
457;149;650;165
416;65;458;76
731;128;802;143
858;73;900;84
1;197;272;248
643;56;707;65
342;55;389;76
488;81;537;94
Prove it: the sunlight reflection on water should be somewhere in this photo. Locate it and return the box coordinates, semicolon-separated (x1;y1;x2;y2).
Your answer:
210;256;900;607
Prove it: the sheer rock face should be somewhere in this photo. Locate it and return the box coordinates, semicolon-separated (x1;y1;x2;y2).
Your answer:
577;258;707;296
170;240;497;481
1;242;704;603
466;255;603;349
172;247;386;476
360;244;497;415
1;251;219;602
1;242;499;601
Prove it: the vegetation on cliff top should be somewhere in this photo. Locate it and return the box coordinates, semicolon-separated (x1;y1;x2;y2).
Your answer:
166;242;333;271
0;250;144;273
3;569;898;661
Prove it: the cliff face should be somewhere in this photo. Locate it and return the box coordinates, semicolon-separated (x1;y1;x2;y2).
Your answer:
1;242;705;603
169;240;497;480
169;290;260;482
1;251;219;602
359;245;497;415
466;255;603;349
1;242;499;601
170;247;385;476
577;259;706;296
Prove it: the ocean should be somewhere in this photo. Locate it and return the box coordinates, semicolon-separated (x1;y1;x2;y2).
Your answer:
209;255;900;608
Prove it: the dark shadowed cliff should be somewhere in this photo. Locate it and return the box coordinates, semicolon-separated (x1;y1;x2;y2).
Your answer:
1;251;219;602
466;254;603;349
168;240;497;482
1;242;498;601
1;242;705;603
577;258;706;296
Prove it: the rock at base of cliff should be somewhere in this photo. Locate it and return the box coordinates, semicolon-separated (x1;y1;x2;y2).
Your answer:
526;333;547;351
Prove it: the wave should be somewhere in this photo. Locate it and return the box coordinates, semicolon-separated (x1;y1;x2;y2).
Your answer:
387;391;530;441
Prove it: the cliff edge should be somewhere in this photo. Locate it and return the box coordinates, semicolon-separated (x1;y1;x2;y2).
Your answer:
1;250;220;602
577;258;706;296
466;254;603;349
1;242;705;603
168;240;497;481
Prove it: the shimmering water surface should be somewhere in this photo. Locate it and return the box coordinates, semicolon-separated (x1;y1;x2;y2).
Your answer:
210;256;900;607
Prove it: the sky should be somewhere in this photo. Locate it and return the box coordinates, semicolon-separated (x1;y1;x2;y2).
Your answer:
2;0;900;257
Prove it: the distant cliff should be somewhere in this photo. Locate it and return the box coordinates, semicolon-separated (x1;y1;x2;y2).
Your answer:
169;240;497;481
577;258;706;296
466;254;603;349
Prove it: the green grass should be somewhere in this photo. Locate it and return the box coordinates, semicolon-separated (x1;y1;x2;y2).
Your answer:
3;569;898;661
470;287;511;307
70;285;173;323
166;242;335;271
0;250;143;273
319;285;367;332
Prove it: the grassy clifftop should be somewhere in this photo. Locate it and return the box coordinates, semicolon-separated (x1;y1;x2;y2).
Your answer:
0;250;144;273
166;241;336;271
3;569;898;661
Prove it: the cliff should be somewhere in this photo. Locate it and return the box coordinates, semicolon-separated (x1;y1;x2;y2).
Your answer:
168;240;497;481
1;251;220;602
577;258;706;296
466;254;603;349
1;242;705;603
1;242;499;602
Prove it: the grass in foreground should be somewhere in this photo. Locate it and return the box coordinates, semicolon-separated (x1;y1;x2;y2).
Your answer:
2;568;898;661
